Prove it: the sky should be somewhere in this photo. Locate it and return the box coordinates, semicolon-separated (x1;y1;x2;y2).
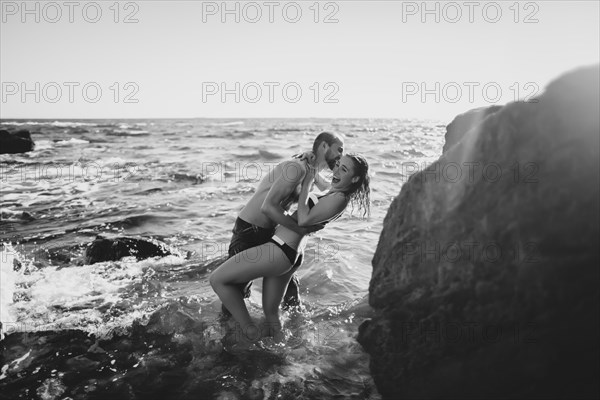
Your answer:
1;0;599;120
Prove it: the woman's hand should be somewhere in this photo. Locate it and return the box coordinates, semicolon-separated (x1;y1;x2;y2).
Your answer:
295;151;316;164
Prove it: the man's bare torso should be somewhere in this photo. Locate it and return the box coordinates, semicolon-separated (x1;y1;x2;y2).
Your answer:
237;158;306;229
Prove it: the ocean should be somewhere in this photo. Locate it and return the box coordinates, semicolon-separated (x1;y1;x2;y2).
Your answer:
0;118;444;399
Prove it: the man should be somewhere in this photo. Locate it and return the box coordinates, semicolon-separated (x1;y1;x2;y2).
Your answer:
222;131;344;315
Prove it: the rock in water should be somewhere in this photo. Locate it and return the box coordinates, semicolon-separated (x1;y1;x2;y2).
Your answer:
0;129;35;154
358;65;599;398
84;236;173;264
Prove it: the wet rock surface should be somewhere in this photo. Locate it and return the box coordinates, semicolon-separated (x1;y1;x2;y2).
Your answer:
442;105;502;153
0;302;250;400
84;236;174;265
0;300;375;400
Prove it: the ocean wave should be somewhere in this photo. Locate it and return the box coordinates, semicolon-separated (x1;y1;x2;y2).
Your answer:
0;121;98;128
135;187;163;195
51;121;98;128
55;138;90;146
105;214;165;229
0;245;19;339
0;208;34;222
105;130;150;137
232;150;287;161
404;148;427;157
232;130;256;138
0;246;187;337
258;149;283;160
30;139;54;150
165;172;206;184
266;127;304;133
209;121;244;127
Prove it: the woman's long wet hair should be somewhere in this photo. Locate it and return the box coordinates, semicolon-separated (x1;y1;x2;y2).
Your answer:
343;153;371;218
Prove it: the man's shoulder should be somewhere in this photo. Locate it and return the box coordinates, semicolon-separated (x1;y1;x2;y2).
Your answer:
276;157;306;168
274;158;308;182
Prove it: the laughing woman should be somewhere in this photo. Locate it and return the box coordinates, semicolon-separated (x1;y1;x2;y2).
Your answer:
210;154;370;343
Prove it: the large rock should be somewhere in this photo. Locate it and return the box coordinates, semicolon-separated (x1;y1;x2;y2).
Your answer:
442;105;502;153
358;65;599;398
84;236;174;264
0;129;35;154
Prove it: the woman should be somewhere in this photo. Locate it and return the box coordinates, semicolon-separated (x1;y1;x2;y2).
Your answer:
210;154;370;344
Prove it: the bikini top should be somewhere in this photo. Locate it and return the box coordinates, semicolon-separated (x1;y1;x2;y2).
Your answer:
306;192;344;225
307;192;323;210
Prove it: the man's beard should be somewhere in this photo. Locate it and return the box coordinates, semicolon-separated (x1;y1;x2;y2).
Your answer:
325;150;338;170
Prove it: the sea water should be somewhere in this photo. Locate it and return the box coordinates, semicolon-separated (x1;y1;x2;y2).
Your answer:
0;118;443;399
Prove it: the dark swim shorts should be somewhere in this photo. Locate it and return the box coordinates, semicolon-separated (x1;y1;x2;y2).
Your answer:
228;217;275;298
222;217;302;313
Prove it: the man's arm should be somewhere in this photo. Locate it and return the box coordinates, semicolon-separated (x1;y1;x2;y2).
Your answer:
260;161;308;234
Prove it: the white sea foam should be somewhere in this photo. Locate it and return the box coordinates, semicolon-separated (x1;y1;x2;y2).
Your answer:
209;121;244;126
1;244;21;340
55;138;89;145
3;251;186;338
3;121;98;128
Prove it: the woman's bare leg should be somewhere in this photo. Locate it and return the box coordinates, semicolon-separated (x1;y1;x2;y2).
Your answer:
262;269;295;336
209;243;291;340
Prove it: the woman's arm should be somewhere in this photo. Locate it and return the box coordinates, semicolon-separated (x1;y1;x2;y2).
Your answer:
296;165;315;226
297;169;347;227
260;160;324;235
297;192;346;227
313;171;331;192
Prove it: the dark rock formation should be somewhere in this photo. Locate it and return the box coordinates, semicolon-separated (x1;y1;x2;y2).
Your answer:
0;129;35;154
358;65;599;398
1;301;342;399
0;302;209;400
443;105;502;153
84;236;174;265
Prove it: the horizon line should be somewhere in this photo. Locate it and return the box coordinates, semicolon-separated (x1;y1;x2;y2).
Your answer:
0;113;450;123
0;116;448;122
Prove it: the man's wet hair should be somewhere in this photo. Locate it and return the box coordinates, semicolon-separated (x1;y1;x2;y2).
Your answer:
312;132;343;153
